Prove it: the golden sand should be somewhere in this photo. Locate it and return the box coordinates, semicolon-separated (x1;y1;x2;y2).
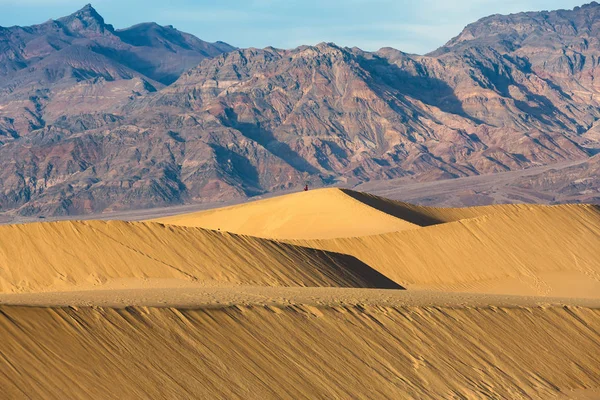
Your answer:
1;188;599;399
1;303;600;399
0;219;398;293
152;188;421;239
156;188;600;298
294;202;600;297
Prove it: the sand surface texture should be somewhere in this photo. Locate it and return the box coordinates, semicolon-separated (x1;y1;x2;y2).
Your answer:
1;188;600;399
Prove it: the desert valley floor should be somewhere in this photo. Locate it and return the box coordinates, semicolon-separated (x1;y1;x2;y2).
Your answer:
1;188;599;399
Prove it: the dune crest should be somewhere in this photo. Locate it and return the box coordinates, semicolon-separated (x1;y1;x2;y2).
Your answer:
153;187;578;238
0;220;400;293
152;188;422;239
339;189;544;224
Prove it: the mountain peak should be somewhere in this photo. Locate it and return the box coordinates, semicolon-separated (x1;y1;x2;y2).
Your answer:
57;3;114;35
70;3;102;20
435;1;600;54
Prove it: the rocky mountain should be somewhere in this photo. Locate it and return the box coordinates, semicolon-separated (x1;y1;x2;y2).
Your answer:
0;4;234;139
1;3;600;216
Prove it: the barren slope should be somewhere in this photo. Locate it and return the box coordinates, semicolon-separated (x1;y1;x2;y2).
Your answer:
0;302;599;399
0;220;399;293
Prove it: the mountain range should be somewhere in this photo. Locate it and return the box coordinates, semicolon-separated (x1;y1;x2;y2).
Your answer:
1;3;600;216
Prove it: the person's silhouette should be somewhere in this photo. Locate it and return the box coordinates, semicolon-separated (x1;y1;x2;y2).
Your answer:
304;184;309;191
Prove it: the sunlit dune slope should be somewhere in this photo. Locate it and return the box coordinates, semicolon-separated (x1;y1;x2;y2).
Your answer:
152;188;536;239
0;220;400;293
152;188;422;239
293;204;600;297
1;303;599;399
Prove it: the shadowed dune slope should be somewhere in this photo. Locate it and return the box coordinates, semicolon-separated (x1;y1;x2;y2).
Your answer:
0;220;401;293
1;304;599;399
152;188;422;239
340;189;543;225
293;204;600;298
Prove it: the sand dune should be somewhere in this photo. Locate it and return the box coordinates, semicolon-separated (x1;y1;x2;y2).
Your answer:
153;188;532;237
2;188;600;398
153;188;600;298
0;220;399;293
340;189;529;225
295;204;600;297
152;188;422;239
0;301;599;399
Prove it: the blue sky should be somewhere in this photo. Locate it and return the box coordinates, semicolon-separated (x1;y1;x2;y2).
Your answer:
0;0;589;54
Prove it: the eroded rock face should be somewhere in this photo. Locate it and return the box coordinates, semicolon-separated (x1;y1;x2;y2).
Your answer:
0;4;234;142
1;4;600;216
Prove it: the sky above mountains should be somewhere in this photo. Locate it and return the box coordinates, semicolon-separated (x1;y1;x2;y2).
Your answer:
0;0;589;54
